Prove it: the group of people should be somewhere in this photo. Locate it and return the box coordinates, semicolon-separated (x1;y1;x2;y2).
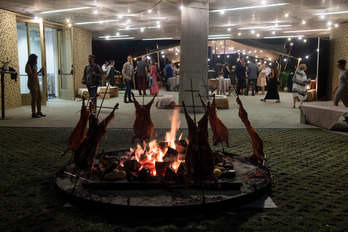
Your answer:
24;52;348;118
233;56;280;102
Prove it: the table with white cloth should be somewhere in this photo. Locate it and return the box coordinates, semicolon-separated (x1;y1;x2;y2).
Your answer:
208;78;231;95
168;77;180;91
155;94;176;109
300;105;348;130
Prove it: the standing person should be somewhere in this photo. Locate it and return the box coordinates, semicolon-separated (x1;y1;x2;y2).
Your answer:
333;59;348;107
149;60;159;94
101;60;109;86
244;60;258;96
235;56;246;95
257;58;267;95
165;61;174;91
260;63;280;103
292;64;311;108
82;54;102;111
106;60;116;86
122;55;134;103
25;54;45;118
135;56;148;95
222;62;230;79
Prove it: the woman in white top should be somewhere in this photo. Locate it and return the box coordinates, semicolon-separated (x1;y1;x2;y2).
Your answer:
292;64;311;108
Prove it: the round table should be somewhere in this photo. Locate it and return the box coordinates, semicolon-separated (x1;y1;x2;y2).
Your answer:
168;77;180;91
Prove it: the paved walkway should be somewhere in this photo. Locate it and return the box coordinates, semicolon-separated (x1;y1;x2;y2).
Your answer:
1;90;347;130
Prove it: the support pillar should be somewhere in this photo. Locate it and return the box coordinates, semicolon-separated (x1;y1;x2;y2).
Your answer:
179;0;209;113
329;23;348;99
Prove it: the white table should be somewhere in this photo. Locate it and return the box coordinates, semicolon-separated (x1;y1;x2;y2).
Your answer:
156;94;175;109
168;77;180;91
218;78;231;95
300;105;348;129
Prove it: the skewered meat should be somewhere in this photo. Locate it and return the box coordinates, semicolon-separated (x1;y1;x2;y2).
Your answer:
73;103;119;178
131;92;157;143
182;101;215;181
199;93;229;147
61;97;89;156
236;97;265;165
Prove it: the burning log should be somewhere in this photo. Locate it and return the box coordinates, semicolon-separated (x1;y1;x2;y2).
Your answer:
61;97;89;156
155;162;167;176
137;167;151;181
99;160;119;180
236;97;265;166
99;155;113;167
163;147;178;163
123;159;141;172
104;170;127;181
164;167;178;182
182;101;215;182
131;92;157;143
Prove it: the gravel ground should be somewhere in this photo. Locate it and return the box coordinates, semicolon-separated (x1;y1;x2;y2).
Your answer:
0;127;347;232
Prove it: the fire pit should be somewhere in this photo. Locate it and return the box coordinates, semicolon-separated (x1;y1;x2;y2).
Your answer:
56;95;271;214
55;147;271;213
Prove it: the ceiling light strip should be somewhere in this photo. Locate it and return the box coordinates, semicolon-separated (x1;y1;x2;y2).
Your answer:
238;25;292;30
263;35;304;39
106;37;135;40
283;29;331;33
40;7;92;14
118;28;139;31
75;19;118;25
209;37;232;40
99;35;130;38
315;11;348;15
142;37;174;41
210;3;290;13
209;34;232;37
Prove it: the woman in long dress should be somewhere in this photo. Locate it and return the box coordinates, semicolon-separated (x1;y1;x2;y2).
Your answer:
292;64;310;108
257;59;267;95
25;54;45;118
149;60;159;94
260;63;280;103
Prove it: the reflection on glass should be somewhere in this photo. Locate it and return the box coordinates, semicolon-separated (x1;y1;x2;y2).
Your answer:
17;22;30;94
29;25;43;91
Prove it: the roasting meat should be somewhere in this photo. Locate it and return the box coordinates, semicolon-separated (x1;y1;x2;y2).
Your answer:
73;103;119;178
61;97;89;156
182;101;215;181
131;92;157;143
236;97;265;165
199;93;229;147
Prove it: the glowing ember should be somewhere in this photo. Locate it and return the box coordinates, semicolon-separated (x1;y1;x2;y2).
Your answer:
129;108;183;176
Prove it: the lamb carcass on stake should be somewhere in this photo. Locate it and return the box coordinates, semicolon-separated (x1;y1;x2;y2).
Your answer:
61;97;90;157
236;97;265;165
198;93;229;147
73;103;119;178
182;101;215;181
131;92;157;143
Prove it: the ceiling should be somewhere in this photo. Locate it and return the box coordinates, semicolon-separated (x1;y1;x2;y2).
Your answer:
1;0;348;41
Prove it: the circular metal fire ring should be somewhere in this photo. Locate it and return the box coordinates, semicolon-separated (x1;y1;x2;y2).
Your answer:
55;151;271;215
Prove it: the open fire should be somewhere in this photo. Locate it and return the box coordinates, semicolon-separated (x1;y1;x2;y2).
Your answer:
119;107;184;177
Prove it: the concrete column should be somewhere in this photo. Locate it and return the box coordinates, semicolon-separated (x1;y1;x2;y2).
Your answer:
179;0;209;113
329;23;348;99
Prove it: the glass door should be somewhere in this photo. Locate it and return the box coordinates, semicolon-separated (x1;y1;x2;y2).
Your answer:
57;28;74;100
16;21;47;105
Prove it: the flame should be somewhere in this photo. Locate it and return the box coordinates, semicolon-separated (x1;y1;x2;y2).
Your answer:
128;108;182;176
